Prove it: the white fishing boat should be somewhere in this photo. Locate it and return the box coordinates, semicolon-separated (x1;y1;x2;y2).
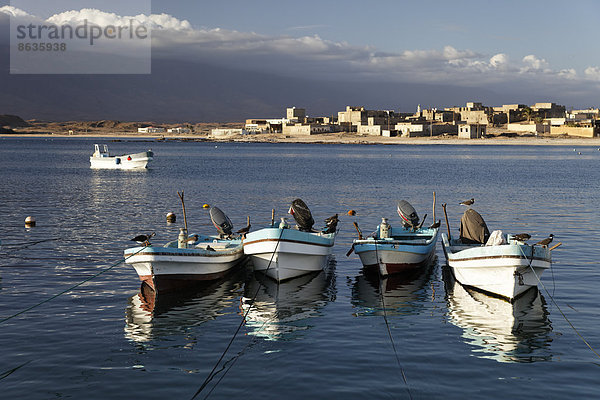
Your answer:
441;208;554;301
90;144;153;169
352;200;439;276
243;199;338;282
124;207;244;292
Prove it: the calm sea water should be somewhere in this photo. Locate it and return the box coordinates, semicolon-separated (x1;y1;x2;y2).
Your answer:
1;138;599;399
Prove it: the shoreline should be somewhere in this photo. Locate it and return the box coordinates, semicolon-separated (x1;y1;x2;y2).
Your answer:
2;132;600;146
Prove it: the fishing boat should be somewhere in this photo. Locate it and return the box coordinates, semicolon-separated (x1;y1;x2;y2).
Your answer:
441;207;554;301
352;199;440;276
124;207;244;292
243;199;338;282
90;144;153;169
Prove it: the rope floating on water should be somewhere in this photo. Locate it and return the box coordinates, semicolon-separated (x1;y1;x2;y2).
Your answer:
0;238;61;255
518;244;600;360
190;228;285;400
0;245;148;325
374;241;414;400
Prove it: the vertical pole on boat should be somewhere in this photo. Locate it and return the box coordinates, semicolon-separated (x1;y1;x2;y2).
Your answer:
432;191;436;223
178;191;188;234
271;208;275;227
442;203;451;241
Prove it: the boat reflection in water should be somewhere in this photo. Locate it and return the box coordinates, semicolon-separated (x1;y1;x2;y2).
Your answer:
351;261;434;317
240;260;336;341
444;268;553;363
124;270;244;343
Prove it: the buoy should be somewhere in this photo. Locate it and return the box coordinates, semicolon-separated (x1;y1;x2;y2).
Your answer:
203;204;210;209
166;212;176;223
25;216;36;227
578;152;582;155
347;210;356;216
127;156;132;161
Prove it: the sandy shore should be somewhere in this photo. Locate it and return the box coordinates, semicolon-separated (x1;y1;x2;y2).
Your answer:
3;131;600;146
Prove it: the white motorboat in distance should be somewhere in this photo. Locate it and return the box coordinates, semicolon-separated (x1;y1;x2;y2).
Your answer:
124;207;244;292
441;208;553;301
90;144;153;169
243;199;338;282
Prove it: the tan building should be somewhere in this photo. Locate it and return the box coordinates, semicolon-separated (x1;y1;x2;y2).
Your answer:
286;107;306;122
283;123;332;136
338;106;367;126
396;122;457;137
550;123;598;138
358;125;383;136
506;122;549;134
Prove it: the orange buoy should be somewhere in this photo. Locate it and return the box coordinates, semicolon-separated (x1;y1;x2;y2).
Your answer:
25;216;36;227
347;210;356;216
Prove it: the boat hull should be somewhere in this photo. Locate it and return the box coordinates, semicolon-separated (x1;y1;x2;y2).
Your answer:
90;151;153;169
353;227;439;276
124;241;244;292
441;233;551;301
243;227;335;282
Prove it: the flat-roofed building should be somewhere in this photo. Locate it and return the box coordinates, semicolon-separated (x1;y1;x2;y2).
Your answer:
283;123;332;136
286;107;306;122
458;123;486;139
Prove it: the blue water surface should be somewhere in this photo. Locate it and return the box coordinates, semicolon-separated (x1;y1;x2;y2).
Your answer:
0;137;599;399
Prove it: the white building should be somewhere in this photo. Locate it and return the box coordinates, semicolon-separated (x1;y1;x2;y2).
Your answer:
211;128;247;137
138;127;165;133
167;127;191;134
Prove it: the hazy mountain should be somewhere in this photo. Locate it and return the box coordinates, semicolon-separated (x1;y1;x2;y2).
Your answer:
0;45;505;122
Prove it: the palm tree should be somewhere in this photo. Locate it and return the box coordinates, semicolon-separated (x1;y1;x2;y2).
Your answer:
522;106;534;122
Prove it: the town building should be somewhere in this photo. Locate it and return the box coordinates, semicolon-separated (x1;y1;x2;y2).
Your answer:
286;107;306;123
458;123;486;139
138;127;165;133
167;127;191;134
283;123;332;136
211;128;248;137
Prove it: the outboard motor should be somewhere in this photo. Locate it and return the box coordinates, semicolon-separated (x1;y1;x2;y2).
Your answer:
289;198;314;232
459;208;490;244
210;206;234;237
397;200;419;229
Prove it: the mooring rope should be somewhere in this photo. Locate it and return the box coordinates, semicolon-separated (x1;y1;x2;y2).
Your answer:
190;227;285;400
0;360;32;381
374;240;413;400
517;244;600;360
0;244;148;325
0;238;61;255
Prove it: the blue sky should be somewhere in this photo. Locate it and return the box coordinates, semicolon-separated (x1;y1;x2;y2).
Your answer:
149;0;600;73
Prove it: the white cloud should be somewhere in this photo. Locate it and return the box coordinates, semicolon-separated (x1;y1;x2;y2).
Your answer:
0;5;32;18
520;54;549;73
490;53;508;69
584;66;600;81
45;8;192;30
